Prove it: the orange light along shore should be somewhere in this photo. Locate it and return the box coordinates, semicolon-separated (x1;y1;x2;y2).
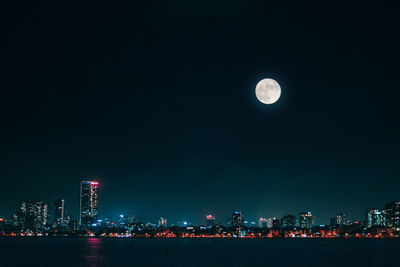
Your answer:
1;226;399;239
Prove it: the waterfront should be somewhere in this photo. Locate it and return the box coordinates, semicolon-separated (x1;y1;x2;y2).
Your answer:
1;238;399;266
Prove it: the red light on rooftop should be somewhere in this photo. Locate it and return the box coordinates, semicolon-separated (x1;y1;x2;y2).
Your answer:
91;182;99;185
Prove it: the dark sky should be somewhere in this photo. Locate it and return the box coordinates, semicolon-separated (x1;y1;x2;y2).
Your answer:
1;0;400;225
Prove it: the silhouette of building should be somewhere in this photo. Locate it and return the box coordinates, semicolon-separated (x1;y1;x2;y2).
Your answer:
54;198;65;226
206;215;215;227
79;180;99;228
232;211;244;227
272;218;280;229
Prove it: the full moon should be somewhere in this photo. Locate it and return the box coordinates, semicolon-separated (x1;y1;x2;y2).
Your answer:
255;78;281;104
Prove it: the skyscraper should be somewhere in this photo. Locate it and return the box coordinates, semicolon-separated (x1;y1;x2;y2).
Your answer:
20;200;48;231
54;198;65;226
158;217;167;227
206;215;216;227
258;217;268;228
232;211;244;227
385;201;400;228
280;214;296;228
299;212;314;229
366;209;388;228
335;213;347;226
79;180;99;228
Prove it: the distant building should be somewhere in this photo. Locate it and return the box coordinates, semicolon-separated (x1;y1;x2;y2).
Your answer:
366;209;388;227
158;217;168;227
299;212;314;229
12;211;24;228
267;218;274;228
54;198;65;226
385;201;400;228
243;220;255;227
232;211;244;227
335;213;347;226
128;216;136;225
20;200;49;231
79;180;99;228
258;217;268;228
280;215;296;228
206;215;215;227
117;215;129;228
272;218;280;229
103;217;113;227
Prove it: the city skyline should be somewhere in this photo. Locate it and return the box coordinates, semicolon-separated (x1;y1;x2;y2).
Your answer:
3;180;399;227
1;1;400;228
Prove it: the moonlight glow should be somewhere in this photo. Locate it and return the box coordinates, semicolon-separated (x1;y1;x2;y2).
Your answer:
255;78;281;104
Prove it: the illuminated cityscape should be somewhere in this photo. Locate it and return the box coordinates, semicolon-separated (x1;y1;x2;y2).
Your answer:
1;181;400;238
79;180;99;228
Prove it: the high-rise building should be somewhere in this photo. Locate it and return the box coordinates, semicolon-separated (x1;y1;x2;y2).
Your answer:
280;214;296;228
20;200;48;231
103;217;113;227
299;212;314;229
267;218;274;228
158;217;167;227
366;209;388;227
272;218;280;229
117;214;129;228
335;213;346;226
12;211;24;228
79;180;99;228
258;217;268;228
54;198;65;226
385;201;400;228
206;215;216;227
232;211;244;227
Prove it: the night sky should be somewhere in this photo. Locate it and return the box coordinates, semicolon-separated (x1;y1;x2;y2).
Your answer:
1;1;400;225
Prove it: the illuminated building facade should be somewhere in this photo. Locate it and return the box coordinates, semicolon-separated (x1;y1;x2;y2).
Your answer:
158;217;167;227
366;209;388;227
117;215;128;228
103;217;113;227
206;215;216;226
79;180;99;228
20;200;48;230
12;211;24;228
335;213;347;226
258;217;268;228
232;211;244;227
54;198;65;226
267;218;274;228
385;201;400;228
299;212;314;229
280;214;296;228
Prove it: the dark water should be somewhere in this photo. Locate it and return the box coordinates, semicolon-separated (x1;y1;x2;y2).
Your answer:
0;238;399;266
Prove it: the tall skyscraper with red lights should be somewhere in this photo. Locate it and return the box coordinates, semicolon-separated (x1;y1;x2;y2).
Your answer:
79;180;99;228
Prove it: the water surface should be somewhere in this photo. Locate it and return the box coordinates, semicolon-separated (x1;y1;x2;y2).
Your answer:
0;238;399;266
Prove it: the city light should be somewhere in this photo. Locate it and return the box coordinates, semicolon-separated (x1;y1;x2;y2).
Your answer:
2;181;400;239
